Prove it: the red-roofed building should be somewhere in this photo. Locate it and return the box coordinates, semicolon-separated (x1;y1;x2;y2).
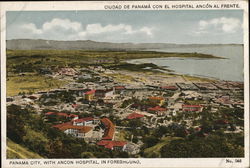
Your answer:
53;121;72;129
148;106;167;116
73;117;94;126
45;112;55;115
148;97;165;106
100;118;115;140
114;86;125;90
161;85;178;90
53;122;92;138
85;90;96;101
57;112;70;117
127;113;144;120
182;105;203;112
97;140;127;151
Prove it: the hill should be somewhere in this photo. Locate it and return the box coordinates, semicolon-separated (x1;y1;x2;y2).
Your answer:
7;139;43;159
6;39;242;51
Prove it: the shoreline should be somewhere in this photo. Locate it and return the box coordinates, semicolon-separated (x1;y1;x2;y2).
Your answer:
125;57;242;83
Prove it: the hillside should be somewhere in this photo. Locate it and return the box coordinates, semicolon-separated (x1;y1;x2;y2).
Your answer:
7;139;43;159
6;39;242;51
143;137;182;157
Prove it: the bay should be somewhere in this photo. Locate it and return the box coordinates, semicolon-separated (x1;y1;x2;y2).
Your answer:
127;45;244;81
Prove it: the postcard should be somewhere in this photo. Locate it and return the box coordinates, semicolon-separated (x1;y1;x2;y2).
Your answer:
1;1;249;168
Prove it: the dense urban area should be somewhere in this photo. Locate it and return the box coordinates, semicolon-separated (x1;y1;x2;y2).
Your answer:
6;50;244;158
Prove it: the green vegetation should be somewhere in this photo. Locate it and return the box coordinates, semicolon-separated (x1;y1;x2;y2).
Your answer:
160;133;244;157
7;73;67;96
106;63;170;72
7;104;129;158
7;50;221;65
143;137;182;158
184;100;205;105
39;91;76;105
7;138;43;159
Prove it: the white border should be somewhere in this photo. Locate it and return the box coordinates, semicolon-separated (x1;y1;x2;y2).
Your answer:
1;1;249;168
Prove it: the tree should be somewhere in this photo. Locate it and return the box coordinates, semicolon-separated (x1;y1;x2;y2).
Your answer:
7;105;32;143
81;152;95;158
142;136;159;148
23;128;49;156
153;126;169;138
160;134;244;158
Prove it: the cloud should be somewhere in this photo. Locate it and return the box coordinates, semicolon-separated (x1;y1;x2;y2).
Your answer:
42;18;82;32
18;18;153;41
21;23;42;34
197;17;242;34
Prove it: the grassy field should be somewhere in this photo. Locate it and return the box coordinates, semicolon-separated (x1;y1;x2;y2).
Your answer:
7;73;67;96
182;75;215;82
104;73;135;84
115;130;132;141
143;136;182;157
7;139;43;159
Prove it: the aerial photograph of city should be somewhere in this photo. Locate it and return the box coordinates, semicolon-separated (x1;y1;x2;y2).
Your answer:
5;10;245;159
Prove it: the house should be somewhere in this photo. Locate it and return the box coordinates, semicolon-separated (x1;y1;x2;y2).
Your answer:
127;113;144;119
148;97;165;106
148;106;167;116
73;117;94;126
95;89;114;98
100;118;115;140
182;105;203;112
97;140;127;151
53;122;92;138
160;85;178;91
85;90;96;101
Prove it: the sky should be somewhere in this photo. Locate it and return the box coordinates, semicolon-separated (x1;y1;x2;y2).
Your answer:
6;10;243;44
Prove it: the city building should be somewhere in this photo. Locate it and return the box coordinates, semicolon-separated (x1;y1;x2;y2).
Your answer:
148;96;165;106
85;90;96;101
182;104;203;112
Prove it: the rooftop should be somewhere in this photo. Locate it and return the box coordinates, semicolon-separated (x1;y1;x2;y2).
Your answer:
85;90;96;95
97;140;127;149
54;123;92;133
148;106;167;111
149;97;164;100
101;118;115;140
73;117;94;123
127;113;144;119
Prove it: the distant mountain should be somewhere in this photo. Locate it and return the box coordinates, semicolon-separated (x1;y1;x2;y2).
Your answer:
6;39;242;51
